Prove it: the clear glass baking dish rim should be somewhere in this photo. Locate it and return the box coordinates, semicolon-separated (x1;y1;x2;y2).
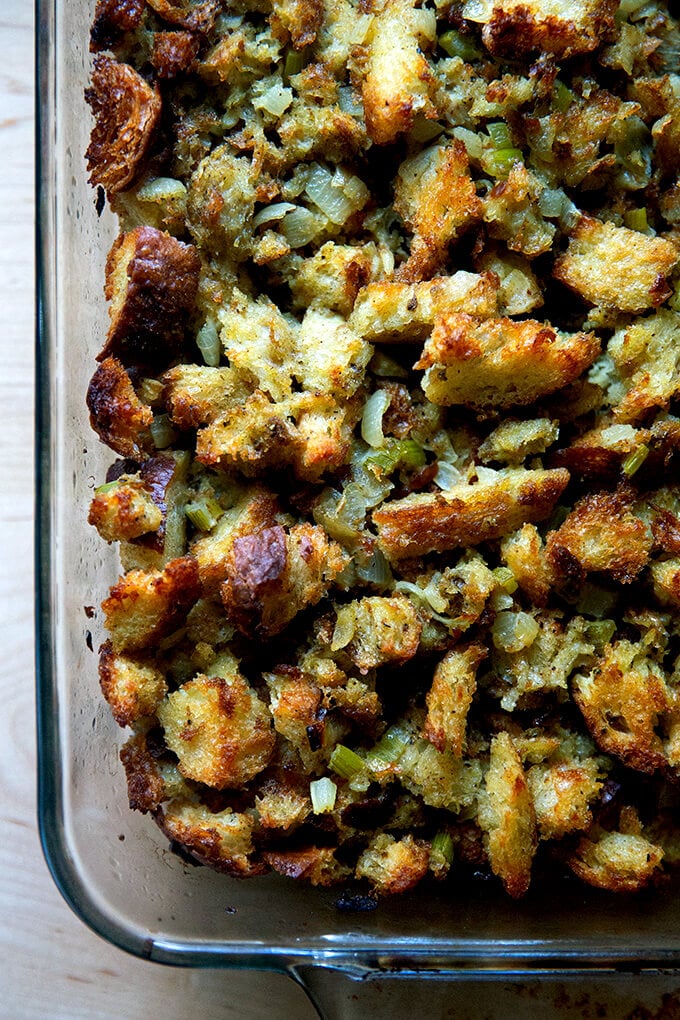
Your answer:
34;0;680;996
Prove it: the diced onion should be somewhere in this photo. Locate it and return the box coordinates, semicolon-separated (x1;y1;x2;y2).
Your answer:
310;777;337;814
331;605;356;651
196;320;221;367
185;497;223;532
280;207;323;248
434;461;462;490
137;177;187;203
305;165;354;225
252;202;296;229
430;831;454;868
329;744;367;780
361;389;391;448
492;611;539;653
253;83;293;117
150;414;177;449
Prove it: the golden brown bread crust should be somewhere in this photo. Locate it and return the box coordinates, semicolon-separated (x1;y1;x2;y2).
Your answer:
99;226;201;362
424;644;486;755
145;0;221;31
474;0;618;59
269;0;324;49
102;555;201;652
86;356;153;459
373;468;570;561
418;314;600;410
99;640;168;726
85;56;161;195
151;31;201;78
90;0;145;51
263;847;351;885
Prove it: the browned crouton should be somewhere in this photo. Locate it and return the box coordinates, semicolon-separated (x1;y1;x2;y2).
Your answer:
102;555;201;652
417;315;599;410
573;640;680;775
608;310;680;424
145;0;220;32
463;0;618;59
158;672;275;788
553;217;678;312
163;365;252;429
650;558;680;608
362;0;437;145
85;55;161;195
478;731;537;898
255;775;311;830
565;829;664;892
151;31;201;78
263;847;351;885
546;491;651;584
332;595;422;673
191;486;280;593
527;761;602;840
479;419;559;465
269;0;323;48
482;164;555;258
221;523;348;637
158;799;263;876
266;670;350;771
394;140;482;281
89;476;162;543
99;640;167;727
90;0;145;51
424;644;486;755
355;833;430;894
186;146;258;261
373;467;569;561
99;226;201;361
86;357;153;460
349;272;499;343
289;242;378;317
501;524;553;605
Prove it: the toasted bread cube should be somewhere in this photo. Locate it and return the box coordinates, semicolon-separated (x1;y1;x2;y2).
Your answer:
187;146;258;261
527;761;602;840
295;310;372;398
163;365;251;428
98;640;168;727
146;0;220;31
100;226;201;361
269;0;324;48
424;644;486;755
102;556;201;652
221;522;348;637
151;30;201;78
289;242;379;317
255;776;311;831
373;467;569;561
418;315;599;410
546;491;651;584
553;217;678;312
218;288;298;402
362;0;437;145
85;55;161;195
158;800;261;876
191;485;280;593
400;733;483;811
337;595;422;673
264;847;351;885
475;251;543;316
573;640;679;775
120;732;190;814
349;272;499;343
89;477;162;543
501;524;553;605
355;833;430;894
478;731;536;898
158;672;275;788
650;558;680;608
395;140;482;281
462;0;618;59
266;670;350;772
478;418;559;465
566;830;664;892
482;164;555;258
86;357;153;460
608;310;680;424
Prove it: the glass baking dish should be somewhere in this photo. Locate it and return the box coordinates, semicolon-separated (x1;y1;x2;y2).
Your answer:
35;0;680;1014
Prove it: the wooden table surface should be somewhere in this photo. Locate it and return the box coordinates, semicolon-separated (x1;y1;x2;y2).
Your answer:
5;2;680;1016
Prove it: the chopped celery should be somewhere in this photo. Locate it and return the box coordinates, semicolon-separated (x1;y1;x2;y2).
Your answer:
553;80;575;113
493;566;518;594
94;480;119;496
185;497;223;532
486;121;512;149
586;618;616;650
482;148;523;177
149;414;177;449
623;207;648;233
329;744;367;780
431;831;454;867
283;48;305;80
370;725;410;765
622;443;649;476
575;582;618;619
438;29;480;60
365;438;427;475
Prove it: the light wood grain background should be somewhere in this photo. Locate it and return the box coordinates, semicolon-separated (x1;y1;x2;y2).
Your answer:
5;1;680;1016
